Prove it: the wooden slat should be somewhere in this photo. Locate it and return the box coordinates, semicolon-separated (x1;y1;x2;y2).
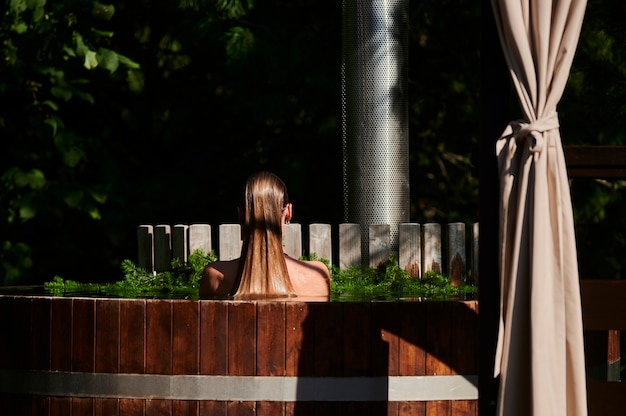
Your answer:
285;303;315;377
286;401;314;416
398;302;426;377
425;302;452;416
218;224;241;261
199;401;227;416
341;302;370;415
189;224;212;255
10;297;31;370
72;397;94;416
172;400;199;416
51;298;73;371
450;301;479;416
339;223;361;269
119;399;144;416
426;400;450;416
284;223;302;259
371;301;399;377
228;302;256;376
312;302;343;377
472;222;479;284
146;399;171;415
172;224;189;262
369;224;390;268
32;396;51;416
257;302;286;376
72;299;95;372
309;223;332;263
137;224;154;272
172;300;199;374
154;225;172;272
581;279;626;330
423;223;442;274
257;401;285;416
146;300;172;374
30;297;51;371
95;398;119;416
200;301;228;375
342;303;371;376
399;401;426;416
226;400;256;416
447;222;466;285
96;299;120;373
451;400;478;416
120;300;146;373
399;223;421;277
450;301;479;375
50;397;71;416
564;145;626;178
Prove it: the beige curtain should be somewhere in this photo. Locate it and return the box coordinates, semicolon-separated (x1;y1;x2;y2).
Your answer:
490;0;588;415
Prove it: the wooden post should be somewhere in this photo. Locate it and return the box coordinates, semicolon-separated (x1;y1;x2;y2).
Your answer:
339;223;361;269
172;224;189;262
472;222;479;285
218;224;241;261
399;223;421;277
154;225;171;272
447;222;466;286
189;224;212;256
423;223;442;274
309;223;332;263
137;225;154;272
284;223;302;259
369;224;390;268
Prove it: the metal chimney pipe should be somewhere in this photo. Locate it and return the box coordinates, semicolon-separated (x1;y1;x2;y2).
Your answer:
342;0;410;261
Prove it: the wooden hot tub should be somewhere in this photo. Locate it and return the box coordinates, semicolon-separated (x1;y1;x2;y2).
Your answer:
0;295;478;415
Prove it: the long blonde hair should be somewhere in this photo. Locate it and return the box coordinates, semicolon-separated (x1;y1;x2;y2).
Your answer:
231;172;295;298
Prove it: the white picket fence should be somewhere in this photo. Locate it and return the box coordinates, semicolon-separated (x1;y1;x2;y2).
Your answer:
137;222;479;284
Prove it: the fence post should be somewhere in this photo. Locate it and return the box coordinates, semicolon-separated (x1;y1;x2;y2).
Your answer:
309;223;332;263
137;225;154;272
369;224;390;268
172;224;189;262
472;222;479;285
284;223;302;259
399;223;421;277
423;223;442;274
219;224;241;261
154;225;172;272
339;223;361;269
189;224;212;256
447;222;466;286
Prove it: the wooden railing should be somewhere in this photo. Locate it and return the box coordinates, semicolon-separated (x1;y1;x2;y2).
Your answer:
137;222;479;284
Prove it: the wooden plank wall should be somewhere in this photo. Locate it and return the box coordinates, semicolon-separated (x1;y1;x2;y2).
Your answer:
0;296;479;416
138;222;480;283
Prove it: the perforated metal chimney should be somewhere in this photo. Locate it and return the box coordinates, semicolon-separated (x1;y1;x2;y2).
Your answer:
342;0;410;259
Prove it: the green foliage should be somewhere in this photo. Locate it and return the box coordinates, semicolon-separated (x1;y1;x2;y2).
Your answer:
307;254;477;302
45;250;476;301
559;2;626;280
2;0;479;285
1;0;140;284
44;249;217;298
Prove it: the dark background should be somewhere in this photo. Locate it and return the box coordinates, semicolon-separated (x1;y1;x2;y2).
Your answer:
2;0;625;284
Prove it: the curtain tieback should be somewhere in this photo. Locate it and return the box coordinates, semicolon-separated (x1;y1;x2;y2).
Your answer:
509;112;560;153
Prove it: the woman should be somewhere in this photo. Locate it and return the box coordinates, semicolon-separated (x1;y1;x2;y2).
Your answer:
200;172;331;299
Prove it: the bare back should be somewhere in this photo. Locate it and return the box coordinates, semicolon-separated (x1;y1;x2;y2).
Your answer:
200;256;330;300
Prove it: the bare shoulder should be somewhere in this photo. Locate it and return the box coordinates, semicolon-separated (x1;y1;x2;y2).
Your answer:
286;257;331;298
200;259;239;298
